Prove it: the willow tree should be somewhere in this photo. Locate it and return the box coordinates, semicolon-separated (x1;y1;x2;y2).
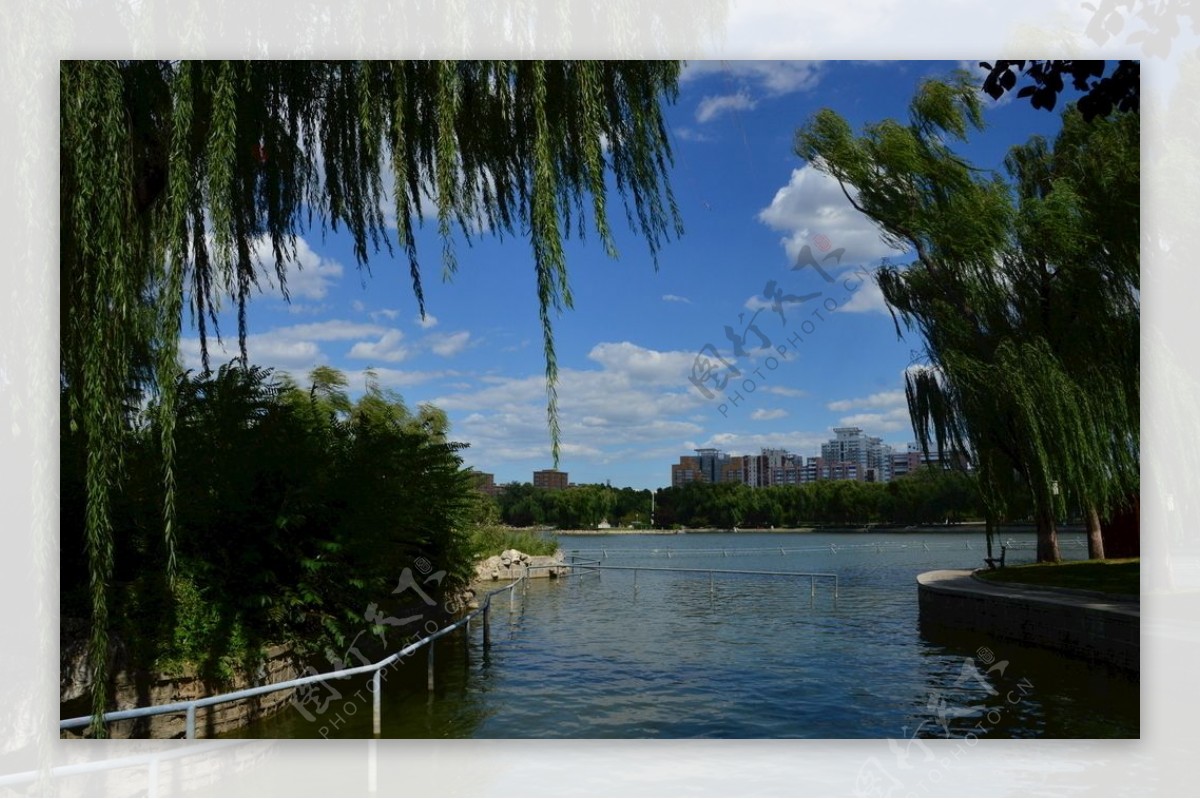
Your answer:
60;60;682;732
795;71;1139;563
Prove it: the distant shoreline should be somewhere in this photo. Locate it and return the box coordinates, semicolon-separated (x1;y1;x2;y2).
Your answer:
521;523;1082;537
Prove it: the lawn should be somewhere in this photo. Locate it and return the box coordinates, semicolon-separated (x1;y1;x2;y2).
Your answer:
976;558;1139;596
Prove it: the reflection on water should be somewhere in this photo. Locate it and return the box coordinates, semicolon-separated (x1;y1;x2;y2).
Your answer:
227;530;1138;739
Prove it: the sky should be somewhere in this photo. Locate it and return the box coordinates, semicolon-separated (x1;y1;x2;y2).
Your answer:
179;60;1082;490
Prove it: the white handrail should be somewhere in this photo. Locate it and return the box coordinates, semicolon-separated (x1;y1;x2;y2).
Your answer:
60;575;528;739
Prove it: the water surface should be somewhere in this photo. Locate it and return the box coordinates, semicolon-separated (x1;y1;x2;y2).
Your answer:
228;529;1138;739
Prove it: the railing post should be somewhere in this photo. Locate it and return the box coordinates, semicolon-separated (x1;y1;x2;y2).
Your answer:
709;571;714;599
834;575;839;599
427;640;435;692
372;669;382;736
185;704;196;739
483;603;491;649
810;575;815;599
510;583;515;611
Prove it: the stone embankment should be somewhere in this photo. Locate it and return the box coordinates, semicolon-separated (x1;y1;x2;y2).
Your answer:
60;643;301;739
473;548;570;582
917;569;1139;673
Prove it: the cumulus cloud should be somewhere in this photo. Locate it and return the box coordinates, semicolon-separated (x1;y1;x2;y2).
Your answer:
415;313;438;329
348;330;409;362
687;430;829;457
758;164;907;269
586;341;701;386
430;342;710;470
682;61;823;95
763;386;809;398
252;235;344;300
837;407;913;434
826;389;907;412
695;91;756;123
278;320;387;341
426;330;470;357
178;333;323;374
750;408;789;421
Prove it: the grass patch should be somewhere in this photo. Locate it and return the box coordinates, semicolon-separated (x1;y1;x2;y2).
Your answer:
470;526;559;559
976;558;1139;596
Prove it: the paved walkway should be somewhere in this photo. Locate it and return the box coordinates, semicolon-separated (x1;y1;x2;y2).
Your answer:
917;569;1139;618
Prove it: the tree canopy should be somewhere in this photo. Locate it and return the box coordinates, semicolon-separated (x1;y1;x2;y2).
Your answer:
979;60;1139;121
60;60;684;733
795;70;1139;563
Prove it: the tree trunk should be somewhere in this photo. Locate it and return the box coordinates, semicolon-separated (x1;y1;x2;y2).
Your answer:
1036;506;1061;563
1086;505;1105;560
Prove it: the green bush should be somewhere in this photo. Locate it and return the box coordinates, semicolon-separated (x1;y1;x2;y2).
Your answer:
470;526;560;559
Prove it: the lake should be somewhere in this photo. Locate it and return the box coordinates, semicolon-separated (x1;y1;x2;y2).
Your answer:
227;529;1138;739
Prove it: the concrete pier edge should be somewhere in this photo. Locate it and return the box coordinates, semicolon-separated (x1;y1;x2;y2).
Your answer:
917;569;1139;674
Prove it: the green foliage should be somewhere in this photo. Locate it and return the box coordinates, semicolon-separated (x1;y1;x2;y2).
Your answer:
796;72;1139;562
500;470;984;531
61;364;479;718
495;483;649;529
60;60;683;731
470;527;560;559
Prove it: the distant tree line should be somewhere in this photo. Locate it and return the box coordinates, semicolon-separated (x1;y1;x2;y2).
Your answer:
489;468;988;530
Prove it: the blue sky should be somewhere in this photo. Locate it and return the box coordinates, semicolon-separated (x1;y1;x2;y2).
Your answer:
180;60;1080;490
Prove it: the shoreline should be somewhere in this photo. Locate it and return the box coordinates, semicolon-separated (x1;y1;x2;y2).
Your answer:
526;523;1080;537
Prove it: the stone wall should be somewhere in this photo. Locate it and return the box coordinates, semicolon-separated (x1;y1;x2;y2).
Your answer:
61;643;301;739
917;569;1139;673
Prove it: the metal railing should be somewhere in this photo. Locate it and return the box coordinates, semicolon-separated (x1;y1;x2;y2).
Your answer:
568;537;1087;559
566;555;839;599
60;575;530;739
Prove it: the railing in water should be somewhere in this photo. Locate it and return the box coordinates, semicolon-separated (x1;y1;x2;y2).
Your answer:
60;574;532;739
566;555;839;599
568;537;1087;560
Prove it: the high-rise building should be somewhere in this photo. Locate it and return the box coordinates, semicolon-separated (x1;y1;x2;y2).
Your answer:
694;448;730;484
671;455;704;487
533;469;569;490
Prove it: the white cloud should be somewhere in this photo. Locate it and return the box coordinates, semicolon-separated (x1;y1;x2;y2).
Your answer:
695;91;756;123
682;61;823;96
673;127;714;143
763;386;809;398
430;342;711;471
750;408;788;421
347;330;409;363
352;300;366;313
837;407;913;434
758;164;908;270
839;272;891;314
178;333;323;374
426;330;470;357
662;294;692;304
826;389;907;412
368;308;400;322
278;320;387;341
687;430;829;457
252;235;344;301
415;313;439;329
367;368;459;389
586;341;700;386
